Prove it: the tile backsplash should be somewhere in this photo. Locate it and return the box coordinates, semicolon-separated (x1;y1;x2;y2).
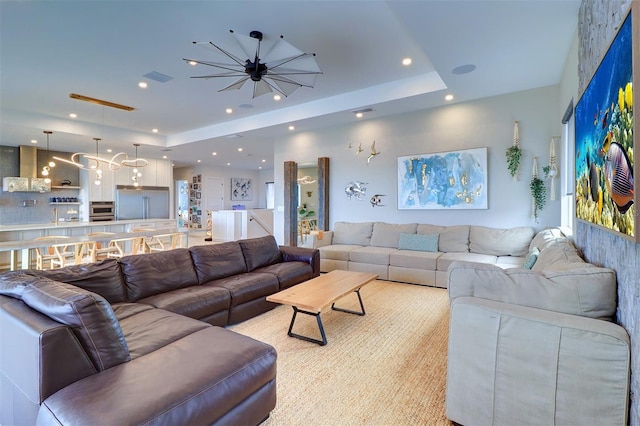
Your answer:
0;145;81;225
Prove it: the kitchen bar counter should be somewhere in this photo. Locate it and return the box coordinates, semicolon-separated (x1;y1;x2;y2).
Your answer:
0;219;177;233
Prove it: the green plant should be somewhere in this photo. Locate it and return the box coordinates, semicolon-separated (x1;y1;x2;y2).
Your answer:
530;176;547;222
506;145;522;178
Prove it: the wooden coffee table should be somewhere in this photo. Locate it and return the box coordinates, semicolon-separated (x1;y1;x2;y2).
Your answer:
266;270;378;346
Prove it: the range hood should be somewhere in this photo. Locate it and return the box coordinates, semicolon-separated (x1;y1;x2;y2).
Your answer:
2;146;51;192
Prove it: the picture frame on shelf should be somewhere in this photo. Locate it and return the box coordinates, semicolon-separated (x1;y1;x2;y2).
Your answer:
397;147;488;210
574;6;637;242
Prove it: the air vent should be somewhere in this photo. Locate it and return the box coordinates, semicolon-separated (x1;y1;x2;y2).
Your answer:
352;108;374;114
143;71;174;83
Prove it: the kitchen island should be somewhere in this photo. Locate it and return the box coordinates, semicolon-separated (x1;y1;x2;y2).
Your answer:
0;219;180;271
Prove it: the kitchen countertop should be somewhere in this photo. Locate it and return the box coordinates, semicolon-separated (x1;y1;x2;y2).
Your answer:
0;219;177;233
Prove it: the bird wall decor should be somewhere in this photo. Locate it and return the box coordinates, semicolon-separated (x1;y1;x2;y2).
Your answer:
367;140;381;164
370;194;386;207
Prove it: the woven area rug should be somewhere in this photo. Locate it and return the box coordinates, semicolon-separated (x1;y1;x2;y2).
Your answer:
229;280;452;425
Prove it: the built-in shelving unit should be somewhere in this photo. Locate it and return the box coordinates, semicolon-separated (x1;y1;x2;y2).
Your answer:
51;186;82;190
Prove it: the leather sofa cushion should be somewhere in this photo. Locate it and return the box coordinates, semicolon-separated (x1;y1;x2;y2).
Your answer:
28;258;126;304
119;249;199;301
469;226;534;257
254;262;314;290
437;252;497;271
319;244;362;261
116;307;210;359
418;224;469;252
0;272;42;299
20;278;130;372
36;327;276;426
190;241;248;283
333;222;373;246
138;285;230;322
207;272;279;306
349;246;397;265
239;236;282;272
390;250;441;270
370;222;418;248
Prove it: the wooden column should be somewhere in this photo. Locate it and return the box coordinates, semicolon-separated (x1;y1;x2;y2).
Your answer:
317;157;330;231
283;161;298;246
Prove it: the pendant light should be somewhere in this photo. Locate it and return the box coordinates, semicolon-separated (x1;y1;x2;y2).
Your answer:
41;131;55;184
93;138;103;186
131;144;143;187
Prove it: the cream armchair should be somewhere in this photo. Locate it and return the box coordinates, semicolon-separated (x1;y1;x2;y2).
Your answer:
445;229;630;425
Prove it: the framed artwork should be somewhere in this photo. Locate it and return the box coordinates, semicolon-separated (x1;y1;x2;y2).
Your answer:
231;177;253;201
397;147;488;210
192;176;197;184
575;6;637;242
196;192;201;199
197;174;202;183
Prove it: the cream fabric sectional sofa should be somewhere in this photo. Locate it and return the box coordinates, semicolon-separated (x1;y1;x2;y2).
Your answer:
310;222;535;287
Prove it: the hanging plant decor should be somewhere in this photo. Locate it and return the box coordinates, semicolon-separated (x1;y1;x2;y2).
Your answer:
530;156;547;222
506;121;522;180
506;145;522;179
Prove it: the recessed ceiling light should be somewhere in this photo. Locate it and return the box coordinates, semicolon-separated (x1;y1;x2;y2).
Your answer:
188;61;197;66
238;148;243;152
30;139;37;144
402;58;412;66
152;128;158;133
106;148;112;153
226;108;233;114
288;125;295;131
445;94;454;101
69;113;77;118
452;64;476;75
212;152;217;156
273;95;281;101
261;159;266;163
197;159;201;163
259;166;262;169
162;155;167;159
138;81;148;89
227;162;231;166
355;112;364;118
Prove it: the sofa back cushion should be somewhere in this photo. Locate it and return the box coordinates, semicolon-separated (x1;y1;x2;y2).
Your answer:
469;226;535;257
20;278;130;372
418;224;469;252
370;222;418;248
119;249;198;301
190;241;248;283
398;233;439;252
239;235;283;271
333;222;373;246
28;258;126;304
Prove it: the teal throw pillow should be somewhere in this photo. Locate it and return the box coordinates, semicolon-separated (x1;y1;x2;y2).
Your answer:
522;247;540;269
398;233;439;252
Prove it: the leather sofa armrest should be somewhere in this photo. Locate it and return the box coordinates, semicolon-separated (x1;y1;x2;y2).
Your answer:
446;297;630;426
280;246;320;277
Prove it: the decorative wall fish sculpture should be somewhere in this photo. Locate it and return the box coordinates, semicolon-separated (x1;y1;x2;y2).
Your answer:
604;142;634;214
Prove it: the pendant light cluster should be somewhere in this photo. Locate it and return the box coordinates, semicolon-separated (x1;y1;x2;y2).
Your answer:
41;131;55;184
131;143;143;187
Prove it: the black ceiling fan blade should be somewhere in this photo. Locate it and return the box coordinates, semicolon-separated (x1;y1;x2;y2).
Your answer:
183;59;245;74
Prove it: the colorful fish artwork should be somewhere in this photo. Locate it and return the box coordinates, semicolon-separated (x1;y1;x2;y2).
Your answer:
604;142;634;214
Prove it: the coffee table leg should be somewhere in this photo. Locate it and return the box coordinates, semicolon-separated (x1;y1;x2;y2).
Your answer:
288;307;327;346
331;288;366;316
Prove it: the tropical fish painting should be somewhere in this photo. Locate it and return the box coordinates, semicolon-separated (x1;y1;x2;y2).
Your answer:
397;147;487;210
575;11;635;239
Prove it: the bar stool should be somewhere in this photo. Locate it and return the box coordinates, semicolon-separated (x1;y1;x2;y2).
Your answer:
34;236;71;270
106;236;147;258
146;233;186;252
50;241;97;268
87;232;119;260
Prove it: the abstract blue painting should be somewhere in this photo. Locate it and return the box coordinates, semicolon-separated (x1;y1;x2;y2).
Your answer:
397;147;488;210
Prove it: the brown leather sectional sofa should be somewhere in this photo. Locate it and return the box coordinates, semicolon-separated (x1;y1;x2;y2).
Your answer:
0;235;320;426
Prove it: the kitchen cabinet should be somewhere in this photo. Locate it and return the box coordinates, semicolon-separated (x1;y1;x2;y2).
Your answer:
114;158;171;187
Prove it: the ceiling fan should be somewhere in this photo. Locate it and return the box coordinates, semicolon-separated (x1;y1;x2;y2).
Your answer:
183;30;322;99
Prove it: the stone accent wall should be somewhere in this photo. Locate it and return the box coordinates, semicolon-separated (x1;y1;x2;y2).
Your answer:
577;1;637;424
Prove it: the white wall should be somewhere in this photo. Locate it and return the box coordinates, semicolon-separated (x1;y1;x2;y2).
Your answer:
273;85;564;244
174;165;265;210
